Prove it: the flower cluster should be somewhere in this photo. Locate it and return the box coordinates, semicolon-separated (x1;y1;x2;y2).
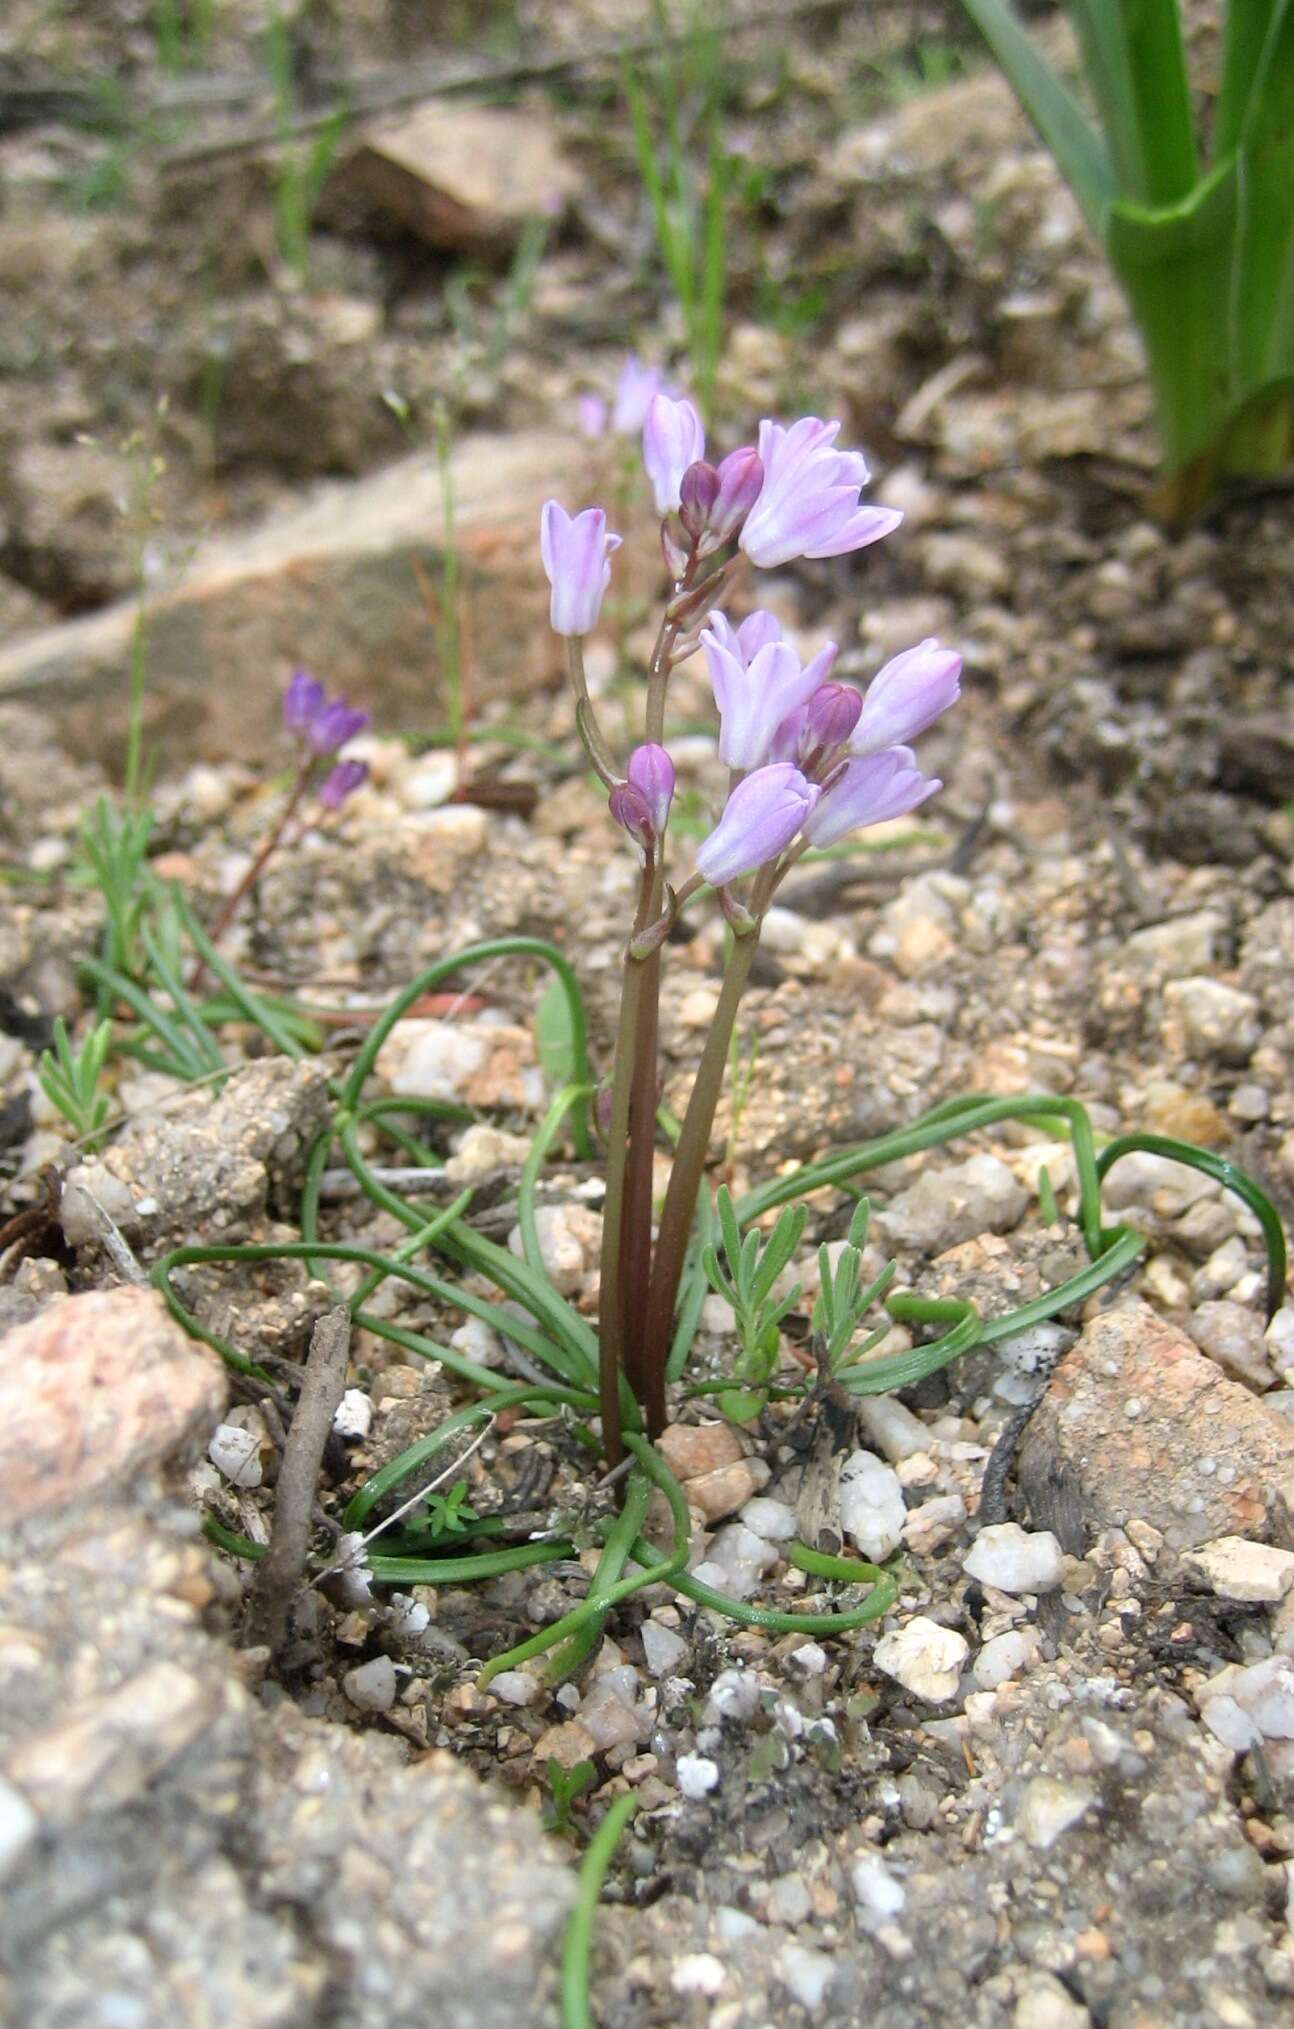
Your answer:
282;670;370;808
541;392;959;898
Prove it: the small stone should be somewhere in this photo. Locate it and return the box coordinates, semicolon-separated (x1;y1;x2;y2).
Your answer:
641;1622;689;1677
903;1493;967;1555
1183;1536;1294;1604
963;1523;1064;1595
675;1753;720;1799
671;1954;726;1997
343;1656;398;1713
740;1496;798;1541
873;1616;969;1702
1190;1299;1274;1389
1013;1972;1093;2028
532;1719;597;1769
850;1851;906;1923
376;1018;487;1100
856;1395;932;1461
1163;976;1260;1064
679;987;721;1028
1015;1777;1096;1850
444;1123;533;1185
685;1457;764;1522
877;1153;1028;1250
488;1670;542;1707
578;1678;646;1751
208;1423;263;1488
0;1774;39;1883
658;1421;745;1481
973;1627;1043;1690
778;1943;836;2013
788;1642;828;1677
1191;1237;1250;1304
1198;1655;1294;1741
838;1450;906;1561
333;1389;374;1440
767;1872;812;1925
693;1522;779;1601
703;1669;761;1725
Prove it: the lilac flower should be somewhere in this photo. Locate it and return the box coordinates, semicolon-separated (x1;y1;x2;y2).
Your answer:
540;500;622;636
851;640;963;756
702;610;838;772
626;743;675;836
643;394;706;514
770;682;863;771
739;417;903;568
578;393;609;438
318;758;369;808
283;669;326;732
696;764;819;887
802;747;940;849
307;697;370;755
612;356;674;435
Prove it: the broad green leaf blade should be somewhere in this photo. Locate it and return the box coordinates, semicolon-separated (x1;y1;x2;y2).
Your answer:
957;0;1114;233
1231;0;1294;395
1105;157;1239;472
534;975;578;1091
1217;0;1281;157
1069;0;1197;204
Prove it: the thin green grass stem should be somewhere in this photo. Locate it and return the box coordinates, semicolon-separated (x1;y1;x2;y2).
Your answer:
561;1793;638;2029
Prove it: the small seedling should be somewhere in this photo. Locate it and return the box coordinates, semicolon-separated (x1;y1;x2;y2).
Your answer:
701;1185;805;1417
419;1479;480;1540
811;1199;899;1390
542;1757;597;1837
38;1018;113;1150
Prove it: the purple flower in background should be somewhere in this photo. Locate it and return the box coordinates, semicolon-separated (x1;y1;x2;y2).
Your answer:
739;417;903;568
612;356;674;435
626;743;675;836
541;500;622;636
643;394;706;514
851;639;963;756
283;671;368;756
803;747;940;849
770;681;863;771
307;697;370;755
283;669;326;733
696;764;820;886
318;758;369;809
702;610;838;772
578;393;609;438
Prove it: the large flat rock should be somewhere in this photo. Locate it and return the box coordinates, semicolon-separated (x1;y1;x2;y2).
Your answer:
0;429;591;769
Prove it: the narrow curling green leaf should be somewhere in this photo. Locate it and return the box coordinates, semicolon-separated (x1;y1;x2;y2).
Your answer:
957;0;1114;232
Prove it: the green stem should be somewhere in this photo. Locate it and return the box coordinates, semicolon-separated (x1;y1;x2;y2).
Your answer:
640;926;759;1433
597;864;659;1462
562;1794;637;2029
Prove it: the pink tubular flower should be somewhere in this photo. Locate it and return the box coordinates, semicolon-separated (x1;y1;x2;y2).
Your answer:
851;639;963;756
540;500;622;636
283;669;326;732
577;393;609;438
643;394;706;514
802;747;940;849
702;610;838;772
696;764;819;887
307;697;370;755
626;743;675;836
739;417;903;568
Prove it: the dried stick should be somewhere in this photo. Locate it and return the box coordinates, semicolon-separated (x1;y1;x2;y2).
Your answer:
245;1305;351;1657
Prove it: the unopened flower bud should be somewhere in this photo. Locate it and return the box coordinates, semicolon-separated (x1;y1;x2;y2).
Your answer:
643;394;705;514
318;757;368;808
679;460;721;538
540;500;621;637
609;780;655;855
706;446;763;546
626;743;675;836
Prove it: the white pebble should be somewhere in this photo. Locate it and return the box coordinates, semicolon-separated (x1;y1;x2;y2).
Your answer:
1015;1777;1095;1850
1182;1536;1294;1604
343;1656;398;1713
789;1642;828;1677
488;1670;541;1707
973;1628;1042;1690
767;1872;812;1925
676;1753;720;1799
851;1851;906;1922
208;1423;263;1488
856;1395;932;1461
838;1450;906;1561
778;1943;836;2013
704;1668;761;1724
740;1496;799;1542
670;1953;726;1996
963;1523;1064;1595
641;1621;689;1677
873;1617;969;1702
332;1388;373;1440
387;1593;430;1638
1199;1655;1294;1741
0;1774;38;1882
